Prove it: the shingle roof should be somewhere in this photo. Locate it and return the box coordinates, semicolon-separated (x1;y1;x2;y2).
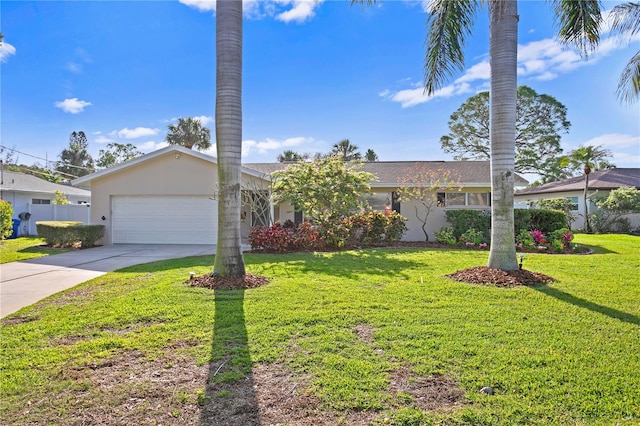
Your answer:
243;161;529;187
1;170;91;196
515;168;640;196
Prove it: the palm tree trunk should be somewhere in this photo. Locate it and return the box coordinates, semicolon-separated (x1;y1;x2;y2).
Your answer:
488;0;518;270
213;0;246;277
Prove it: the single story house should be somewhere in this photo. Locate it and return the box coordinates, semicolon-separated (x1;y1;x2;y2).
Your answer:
72;145;528;245
514;168;640;231
1;170;91;236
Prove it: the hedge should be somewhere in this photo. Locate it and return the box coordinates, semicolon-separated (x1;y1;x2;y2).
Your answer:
36;221;105;248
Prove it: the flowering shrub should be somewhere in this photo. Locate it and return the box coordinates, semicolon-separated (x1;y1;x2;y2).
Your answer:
459;228;485;245
530;229;546;245
249;221;323;253
515;229;535;250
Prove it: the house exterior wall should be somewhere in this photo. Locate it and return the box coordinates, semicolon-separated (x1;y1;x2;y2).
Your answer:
89;152;221;245
515;190;596;231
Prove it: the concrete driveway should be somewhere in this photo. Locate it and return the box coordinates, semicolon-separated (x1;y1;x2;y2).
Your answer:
0;244;216;318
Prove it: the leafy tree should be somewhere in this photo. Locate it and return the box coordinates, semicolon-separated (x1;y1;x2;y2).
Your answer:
330;139;362;161
537;198;577;230
564;144;613;232
419;0;601;270
213;0;245;278
396;164;461;241
0;200;14;239
592;186;640;233
440;86;570;181
53;190;71;205
364;149;379;162
166;117;212;151
610;2;640;104
277;150;309;163
56;131;95;178
272;156;374;230
96;143;142;168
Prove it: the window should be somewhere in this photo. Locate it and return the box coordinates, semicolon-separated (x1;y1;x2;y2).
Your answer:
467;192;490;206
568;196;579;211
32;199;51;205
366;192;400;215
437;192;491;207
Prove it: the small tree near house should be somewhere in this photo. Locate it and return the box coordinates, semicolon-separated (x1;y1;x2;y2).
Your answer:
396;164;461;242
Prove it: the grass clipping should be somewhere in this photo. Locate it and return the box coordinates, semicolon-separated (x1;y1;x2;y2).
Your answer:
446;266;555;287
189;273;269;290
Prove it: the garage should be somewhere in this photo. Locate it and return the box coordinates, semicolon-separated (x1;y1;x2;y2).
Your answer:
112;195;217;244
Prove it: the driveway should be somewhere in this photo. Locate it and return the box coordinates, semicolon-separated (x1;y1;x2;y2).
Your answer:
0;244;216;318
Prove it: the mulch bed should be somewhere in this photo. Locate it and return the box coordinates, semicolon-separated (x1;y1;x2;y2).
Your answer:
446;266;555;287
188;273;270;290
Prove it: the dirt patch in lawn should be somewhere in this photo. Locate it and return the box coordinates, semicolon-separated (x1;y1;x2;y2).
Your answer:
188;273;269;290
446;266;555;287
388;365;466;412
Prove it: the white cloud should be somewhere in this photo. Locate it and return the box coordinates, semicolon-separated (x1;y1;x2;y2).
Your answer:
114;127;160;139
0;41;16;62
54;98;92;114
582;133;640;150
455;61;490;84
276;0;324;23
138;141;169;152
242;136;313;156
193;115;214;126
65;62;83;74
94;135;115;144
382;81;472;108
179;0;215;12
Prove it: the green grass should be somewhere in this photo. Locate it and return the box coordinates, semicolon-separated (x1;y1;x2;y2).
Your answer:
1;234;639;425
0;236;69;263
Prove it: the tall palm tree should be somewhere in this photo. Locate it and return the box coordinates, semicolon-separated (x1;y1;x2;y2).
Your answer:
213;0;245;278
610;2;640;104
564;145;613;233
421;0;602;270
166;117;212;151
331;139;362;161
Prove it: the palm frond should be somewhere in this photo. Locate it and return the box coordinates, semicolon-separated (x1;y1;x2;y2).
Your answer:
610;2;640;36
553;0;603;58
616;51;640;104
424;0;479;95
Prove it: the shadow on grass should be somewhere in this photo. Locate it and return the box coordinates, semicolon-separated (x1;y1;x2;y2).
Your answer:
199;289;260;425
535;286;639;326
248;249;422;280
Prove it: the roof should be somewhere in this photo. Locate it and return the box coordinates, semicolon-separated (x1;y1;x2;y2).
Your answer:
72;145;269;187
515;168;640;196
243;160;529;188
0;170;91;197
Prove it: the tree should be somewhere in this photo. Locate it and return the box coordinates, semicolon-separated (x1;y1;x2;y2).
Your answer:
396;164;460;241
96;143;142;168
277;150;309;163
418;0;602;270
440;86;570;181
213;0;245;278
53;190;71;205
56;131;95;178
271;156;374;229
330;139;362;161
610;2;640;104
0;200;14;240
564;144;613;232
364;149;379;162
166;117;212;151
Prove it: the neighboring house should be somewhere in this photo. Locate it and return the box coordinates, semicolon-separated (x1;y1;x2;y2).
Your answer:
72;145;528;245
514;168;640;230
1;170;91;236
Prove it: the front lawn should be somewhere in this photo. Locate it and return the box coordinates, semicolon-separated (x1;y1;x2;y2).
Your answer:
1;234;638;425
0;236;69;264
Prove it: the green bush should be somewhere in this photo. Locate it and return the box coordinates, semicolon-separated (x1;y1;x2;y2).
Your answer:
459;228;485;245
36;221;105;248
514;209;532;233
515;229;535;249
0;200;14;239
335;211;407;249
434;227;457;245
444;209;491;240
529;209;568;233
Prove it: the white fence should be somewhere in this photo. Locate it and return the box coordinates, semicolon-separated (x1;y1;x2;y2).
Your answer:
19;204;91;236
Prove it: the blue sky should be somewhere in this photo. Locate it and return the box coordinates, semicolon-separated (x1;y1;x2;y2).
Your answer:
1;0;638;179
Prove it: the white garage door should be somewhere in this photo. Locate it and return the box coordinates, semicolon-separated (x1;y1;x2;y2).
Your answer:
112;195;217;244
